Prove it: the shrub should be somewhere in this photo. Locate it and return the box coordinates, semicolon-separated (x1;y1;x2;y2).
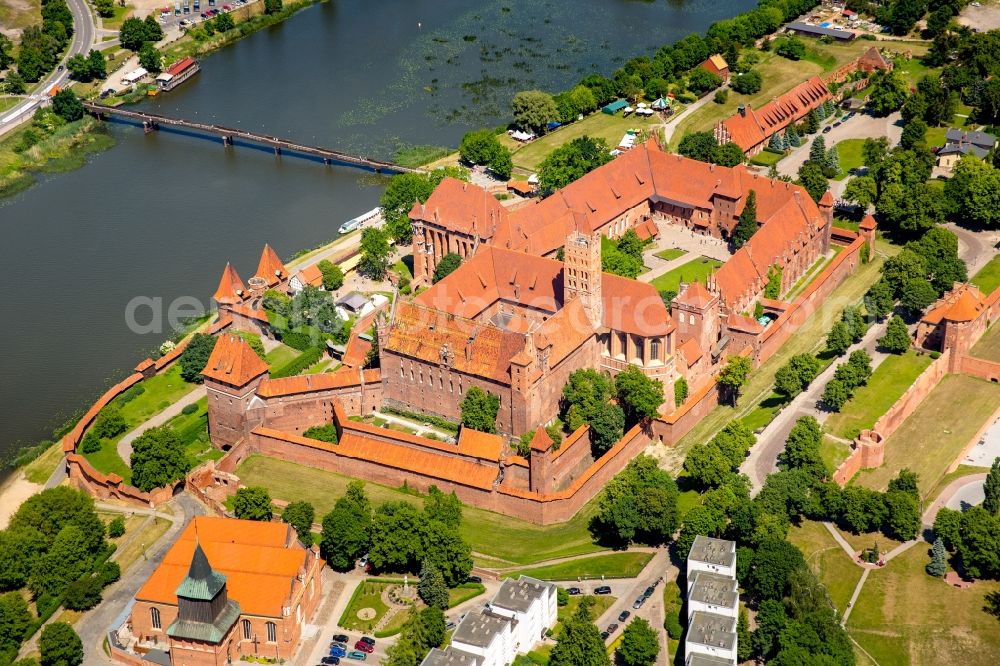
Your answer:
62;576;102;611
303;424;337;444
107;516;126;538
80;432;102;454
118;384;145;404
665;611;683;640
181;403;199;416
271;347;323;378
98;561;121;586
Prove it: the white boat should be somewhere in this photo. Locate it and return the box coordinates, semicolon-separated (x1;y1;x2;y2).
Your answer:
338;207;381;234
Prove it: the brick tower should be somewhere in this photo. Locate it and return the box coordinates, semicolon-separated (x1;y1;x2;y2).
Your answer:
563;232;603;328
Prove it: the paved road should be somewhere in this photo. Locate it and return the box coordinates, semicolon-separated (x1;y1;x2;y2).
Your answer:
944;222;1000;278
0;0;96;130
661;89;725;145
741;316;891;492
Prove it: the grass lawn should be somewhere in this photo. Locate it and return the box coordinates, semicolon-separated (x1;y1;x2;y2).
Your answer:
265;344;299;368
339;580;391;633
893;51;934;89
235;455;606;565
971;254;1000;295
507;552;653;581
825;350;933;439
114;517;172;571
847;543;1000;666
926;125;948;149
447;582;485;608
511;112;659;172
820;435;852;473
648;256;724;294
0;0;40;31
23;441;65;484
786;519;863;614
654;248;687;262
749;149;783;167
835;139;866;180
555;595;616;635
99;3;133;30
971;321;1000;362
662;248;891;471
740;393;788;433
854;374;1000;497
83;438;132;484
117;364;196;425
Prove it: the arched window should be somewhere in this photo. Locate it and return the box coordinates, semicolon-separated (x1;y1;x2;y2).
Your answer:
651;339;660;361
150;607;161;630
242;619;252;640
266;622;277;643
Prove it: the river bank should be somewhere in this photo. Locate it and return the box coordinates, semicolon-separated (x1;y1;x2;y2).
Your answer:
0;471;44;529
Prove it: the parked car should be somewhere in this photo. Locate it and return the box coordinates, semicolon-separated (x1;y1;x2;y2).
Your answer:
618;611;630;622
594;586;612;595
357;554;369;569
643;586;655;598
600;631;609;641
346;653;367;662
445;621;456;631
329;646;346;658
467;575;482;584
822;125;832;133
606;623;619;634
632;597;645;609
320;658;340;665
355;642;374;653
330;642;347;651
331;635;349;644
566;587;581;596
358;637;375;646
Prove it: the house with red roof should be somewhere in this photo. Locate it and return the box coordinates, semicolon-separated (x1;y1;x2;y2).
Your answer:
714;77;832;155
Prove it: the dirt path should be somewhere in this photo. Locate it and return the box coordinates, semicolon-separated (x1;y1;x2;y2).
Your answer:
116;386;205;463
0;472;43;529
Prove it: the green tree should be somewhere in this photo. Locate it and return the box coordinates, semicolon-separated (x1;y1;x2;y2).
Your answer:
809;135;827;165
213;11;234;31
488;146;513;180
589;402;625;455
718;355;752;405
731;189;757;248
129;426;190;492
884;489;920;540
562;368;613;429
821;378;850;411
926;537;947;577
320;481;371;570
51;89;83;122
511;90;559;134
417;560;449;609
459;129;501;166
687;67;722;94
459;387;500;433
138;43;161;73
678;131;718;163
775;37;806;60
549;610;611;666
764;264;782;299
684;441;735;489
421;519;472;586
900;277;937;314
618;617;659;666
118;17;148;50
423;486;462;528
796;161;827;202
711;142;745;167
596;455;679;546
747;538;806;600
94;0;114;16
731;69;762;94
844;175;878;209
178;333;217;383
879;315;911;353
358;226;391;280
5;70;26;95
142;14;163;41
432;253;462;283
232;487;273;521
0;592;32;658
92;407;127;440
66;54;92;81
538;136;612;191
774;353;821;398
107;515;126;538
379;172;438;243
317;259;344;291
865;280;895;321
281;501;315;546
674;376;688;407
39;623;83;666
869;69;909;116
368;502;426;575
780;416;826;479
614;365;663;427
263;0;282;13
900;117;928;150
62;576;103;611
984;457;1000;514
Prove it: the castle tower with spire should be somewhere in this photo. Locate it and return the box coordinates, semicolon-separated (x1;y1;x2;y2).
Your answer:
165;541;241;666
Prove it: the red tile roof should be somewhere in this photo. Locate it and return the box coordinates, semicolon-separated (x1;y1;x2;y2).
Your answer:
678;338;704;368
457;427;505;460
674;281;715;309
296;263;323;288
529;427;553;453
410;177;509;239
201;334;269;387
165;57;197;77
254;244;287;287
719;77;831;152
213;262;246;305
859;214;877;231
257;368;379;398
135;517;312;617
922;284;987;324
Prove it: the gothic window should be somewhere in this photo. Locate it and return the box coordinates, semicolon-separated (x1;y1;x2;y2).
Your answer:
651;339;660;360
266;622;277;643
242;619;252;640
689;313;696;325
151;607;161;630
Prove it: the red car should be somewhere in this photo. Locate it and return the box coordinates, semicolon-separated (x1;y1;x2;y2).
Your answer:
354;642;374;654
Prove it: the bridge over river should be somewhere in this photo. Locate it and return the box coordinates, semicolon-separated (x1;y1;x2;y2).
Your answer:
83;101;422;175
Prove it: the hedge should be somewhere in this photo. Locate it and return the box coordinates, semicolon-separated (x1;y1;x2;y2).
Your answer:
271;347;323;378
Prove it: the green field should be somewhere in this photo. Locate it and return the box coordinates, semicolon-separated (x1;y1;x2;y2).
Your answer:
338;580;392;633
820;435;852;473
235;455;605;565
835;138;867;180
83;438;133;484
648;256;724;294
786;520;863;614
971;321;1000;362
23;441;65;484
507;552;654;581
749;149;784;167
509;112;659;172
971;254;1000;295
654;248;687;262
117;364;196;425
265;344;299;368
847;544;1000;666
825;350;933;439
854;374;1000;497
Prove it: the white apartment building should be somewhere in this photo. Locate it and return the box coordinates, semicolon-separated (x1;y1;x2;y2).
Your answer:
687;535;737;579
686;536;739;666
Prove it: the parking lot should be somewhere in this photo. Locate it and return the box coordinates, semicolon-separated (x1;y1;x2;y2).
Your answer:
962;416;1000;468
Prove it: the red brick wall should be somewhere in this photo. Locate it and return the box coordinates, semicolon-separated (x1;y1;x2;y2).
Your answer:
872;351;949;437
960;356;1000;382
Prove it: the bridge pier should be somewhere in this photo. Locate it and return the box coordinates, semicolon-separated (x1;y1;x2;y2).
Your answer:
274;146;281;157
324;158;331;166
222;136;233;147
143;120;152;134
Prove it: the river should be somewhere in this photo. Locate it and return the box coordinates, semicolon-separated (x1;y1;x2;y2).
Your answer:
0;0;754;465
